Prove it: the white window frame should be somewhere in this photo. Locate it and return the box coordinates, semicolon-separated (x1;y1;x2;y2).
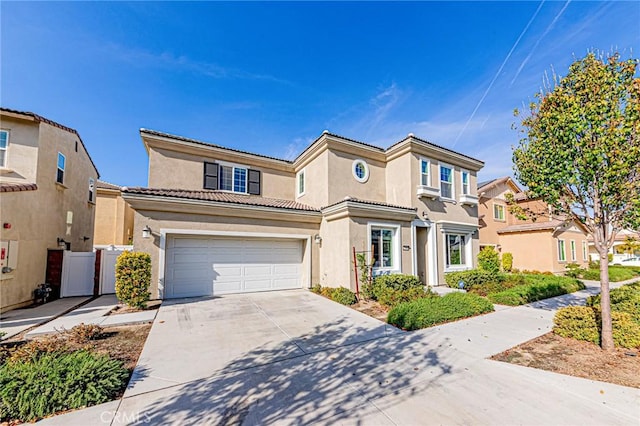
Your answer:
493;203;506;221
444;232;469;269
558;239;566;262
367;222;401;273
56;152;66;184
0;130;9;168
296;169;305;197
419;158;430;186
570;240;576;261
582;241;588;261
439;163;455;200
217;161;248;194
352;159;370;183
461;170;470;195
88;178;95;202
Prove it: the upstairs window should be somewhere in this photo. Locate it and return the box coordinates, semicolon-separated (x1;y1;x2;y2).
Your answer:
203;162;260;195
88;178;95;202
0;130;8;167
297;169;305;196
493;204;505;221
420;159;430;186
56;152;66;184
440;165;453;199
461;171;470;195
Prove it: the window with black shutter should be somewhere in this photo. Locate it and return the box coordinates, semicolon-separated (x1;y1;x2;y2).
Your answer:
204;162;218;190
248;169;261;195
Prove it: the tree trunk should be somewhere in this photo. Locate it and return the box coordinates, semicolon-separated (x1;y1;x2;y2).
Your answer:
599;250;614;351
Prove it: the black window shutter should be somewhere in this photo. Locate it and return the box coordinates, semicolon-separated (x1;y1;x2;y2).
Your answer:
248;169;261;195
204;162;218;190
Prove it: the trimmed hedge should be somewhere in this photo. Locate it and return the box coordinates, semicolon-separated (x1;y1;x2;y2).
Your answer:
586;282;640;318
478;247;501;273
0;351;128;423
387;292;494;330
362;274;430;308
444;270;504;290
115;251;151;309
488;277;585;306
502;253;513;272
552;306;600;344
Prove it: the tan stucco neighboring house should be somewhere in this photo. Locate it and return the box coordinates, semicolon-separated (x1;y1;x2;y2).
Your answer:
0;108;99;312
478;177;590;273
93;180;134;249
122;129;484;300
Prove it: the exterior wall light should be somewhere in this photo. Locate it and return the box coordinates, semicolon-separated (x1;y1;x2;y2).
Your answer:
142;225;152;239
314;234;322;244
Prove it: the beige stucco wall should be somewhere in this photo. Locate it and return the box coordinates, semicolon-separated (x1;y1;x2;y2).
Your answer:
1;121;97;312
147;146;295;200
0;116;39;183
94;189;134;245
325;150;387;206
295;150;328;208
131;210;321;299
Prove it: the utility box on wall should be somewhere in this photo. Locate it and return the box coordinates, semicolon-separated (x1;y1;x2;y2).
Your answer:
0;240;19;276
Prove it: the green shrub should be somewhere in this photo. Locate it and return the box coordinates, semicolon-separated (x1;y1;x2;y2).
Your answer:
115;251;151;309
612;312;640;348
376;286;433;309
387;292;494;330
477;247;501;273
488;277;585;306
310;284;322;294
587;282;640;319
608;253;614;263
0;351;128;423
444;269;504;289
502;253;513;272
330;287;357;305
372;274;423;292
553;306;600;344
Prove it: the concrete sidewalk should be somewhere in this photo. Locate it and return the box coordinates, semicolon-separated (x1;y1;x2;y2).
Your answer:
25;295;157;338
0;297;90;340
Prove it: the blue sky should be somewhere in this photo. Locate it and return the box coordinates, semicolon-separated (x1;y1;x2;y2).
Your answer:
2;1;639;187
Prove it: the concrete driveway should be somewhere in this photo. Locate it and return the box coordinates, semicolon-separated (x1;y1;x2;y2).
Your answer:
44;287;639;425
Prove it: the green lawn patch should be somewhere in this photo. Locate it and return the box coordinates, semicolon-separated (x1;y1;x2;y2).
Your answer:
567;265;640;282
387;292;494;331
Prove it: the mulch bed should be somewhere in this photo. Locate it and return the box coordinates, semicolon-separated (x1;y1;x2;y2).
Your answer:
108;300;162;316
492;332;640;388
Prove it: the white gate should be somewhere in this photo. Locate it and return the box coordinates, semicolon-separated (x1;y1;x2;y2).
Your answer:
60;251;96;297
100;250;124;294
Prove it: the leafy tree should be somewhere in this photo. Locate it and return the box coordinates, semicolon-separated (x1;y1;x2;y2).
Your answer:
513;52;640;350
618;236;640;256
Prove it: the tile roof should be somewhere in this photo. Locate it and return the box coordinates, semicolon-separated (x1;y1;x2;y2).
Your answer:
388;134;484;165
1;107;100;177
322;196;416;212
0;182;38;193
497;219;566;234
96;180;122;190
140;129;293;164
121;187;320;212
477;178;498;189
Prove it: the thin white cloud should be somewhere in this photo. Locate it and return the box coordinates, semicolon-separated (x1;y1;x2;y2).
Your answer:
451;0;546;148
510;0;572;86
102;42;290;84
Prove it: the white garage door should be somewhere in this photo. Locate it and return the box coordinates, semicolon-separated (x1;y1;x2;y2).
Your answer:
164;236;303;298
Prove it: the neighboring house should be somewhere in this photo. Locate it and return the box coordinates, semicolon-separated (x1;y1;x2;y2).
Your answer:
478;177;590;273
588;229;640;263
0;108;99;312
122;129;484;299
93;180;134;249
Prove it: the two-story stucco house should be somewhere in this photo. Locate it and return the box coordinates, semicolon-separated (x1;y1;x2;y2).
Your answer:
93;180;134;249
478;176;590;273
0;108;99;312
122;129;484;299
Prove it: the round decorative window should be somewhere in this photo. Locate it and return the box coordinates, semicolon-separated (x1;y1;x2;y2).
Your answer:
352;159;370;183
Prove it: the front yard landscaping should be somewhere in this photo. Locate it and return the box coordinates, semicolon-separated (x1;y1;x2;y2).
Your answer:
566;264;640;282
494;281;640;388
0;323;151;424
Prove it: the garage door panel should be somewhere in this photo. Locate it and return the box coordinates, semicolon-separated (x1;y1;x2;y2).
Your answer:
165;237;303;298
